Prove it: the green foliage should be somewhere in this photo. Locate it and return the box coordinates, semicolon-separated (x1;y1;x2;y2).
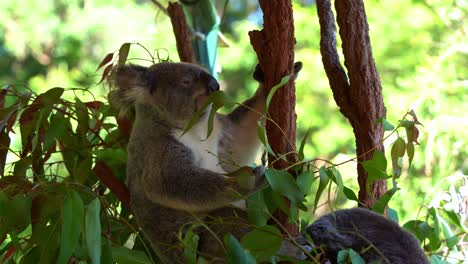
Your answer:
0;0;466;263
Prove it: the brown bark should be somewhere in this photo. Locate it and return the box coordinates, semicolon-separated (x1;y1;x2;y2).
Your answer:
316;0;387;208
167;2;196;63
249;0;298;236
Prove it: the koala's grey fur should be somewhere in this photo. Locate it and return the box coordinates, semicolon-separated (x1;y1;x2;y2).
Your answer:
305;208;429;264
111;62;302;263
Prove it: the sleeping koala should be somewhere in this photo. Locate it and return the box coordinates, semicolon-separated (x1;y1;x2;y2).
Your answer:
305;208;429;264
110;61;302;263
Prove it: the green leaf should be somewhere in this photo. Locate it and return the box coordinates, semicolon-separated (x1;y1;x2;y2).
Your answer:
430;255;451;264
57;191;84;264
183;90;227;139
362;150;390;194
101;238;113;264
264;168;306;210
0;193;32;236
375;117;395;131
75;98;90;136
241;225;282;262
183;226;199;264
328;168;344;199
298;126;311;161
257;120;275;157
246;191;270;226
86;198;102;264
266;75;291;111
371;187;399;214
406;142;415;167
337;249;366;264
390;137;406;178
226;166;255;191
38;88;64;106
343;186;359;203
225;234;256;264
43;113;68;151
118;43;131;64
403;220;431;242
111;247;151;264
296;171;315;196
313;166;330;212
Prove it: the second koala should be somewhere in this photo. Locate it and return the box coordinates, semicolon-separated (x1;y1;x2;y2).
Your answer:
111;62;302;263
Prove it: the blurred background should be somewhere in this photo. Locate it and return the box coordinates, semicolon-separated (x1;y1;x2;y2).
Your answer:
0;0;466;224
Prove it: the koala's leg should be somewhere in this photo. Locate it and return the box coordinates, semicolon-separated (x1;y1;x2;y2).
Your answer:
131;195;193;264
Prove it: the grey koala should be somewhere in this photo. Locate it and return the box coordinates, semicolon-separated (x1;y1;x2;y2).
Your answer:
305;208;429;264
110;61;302;263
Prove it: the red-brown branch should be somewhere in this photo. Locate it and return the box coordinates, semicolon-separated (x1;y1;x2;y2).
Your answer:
249;0;298;236
93;161;130;210
167;2;196;63
316;0;387;207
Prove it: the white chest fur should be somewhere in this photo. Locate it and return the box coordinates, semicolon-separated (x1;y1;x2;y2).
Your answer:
172;115;246;210
172;116;226;174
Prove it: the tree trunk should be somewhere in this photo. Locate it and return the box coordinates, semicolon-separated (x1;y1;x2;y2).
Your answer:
249;0;298;236
167;2;196;63
316;0;387;208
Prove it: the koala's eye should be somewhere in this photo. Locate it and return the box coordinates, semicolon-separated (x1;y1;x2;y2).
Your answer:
180;78;193;87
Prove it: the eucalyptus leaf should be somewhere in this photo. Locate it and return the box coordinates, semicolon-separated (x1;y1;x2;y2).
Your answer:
57;191;84;264
86;198;102;264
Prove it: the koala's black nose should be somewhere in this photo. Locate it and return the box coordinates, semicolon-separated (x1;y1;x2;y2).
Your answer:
207;76;219;94
200;71;219;94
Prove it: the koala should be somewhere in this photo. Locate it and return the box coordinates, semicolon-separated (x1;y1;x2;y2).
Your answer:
110;61;302;263
305;208;429;264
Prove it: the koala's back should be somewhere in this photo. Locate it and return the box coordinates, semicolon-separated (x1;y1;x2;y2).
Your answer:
307;208;429;264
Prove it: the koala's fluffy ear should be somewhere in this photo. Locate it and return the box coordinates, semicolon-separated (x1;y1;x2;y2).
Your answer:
113;64;150;91
109;64;150;117
252;61;302;83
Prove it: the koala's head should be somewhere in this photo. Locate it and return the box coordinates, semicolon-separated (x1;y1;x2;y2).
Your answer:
306;212;355;253
110;62;219;127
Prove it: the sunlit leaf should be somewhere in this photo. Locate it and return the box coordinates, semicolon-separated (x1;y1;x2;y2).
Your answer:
86;198;101;264
241;225;282;262
118;43;131;65
57;191;84;264
313;166;330;212
362;150;390;194
298;126;311;161
372;187;399;214
183;226;199;264
266;75;291;111
257;120;275;157
375;117;395;131
390;137;406;178
225;234;256;264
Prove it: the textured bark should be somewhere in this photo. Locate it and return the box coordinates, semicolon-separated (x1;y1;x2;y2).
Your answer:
167;2;196;63
249;0;298;236
316;0;387;208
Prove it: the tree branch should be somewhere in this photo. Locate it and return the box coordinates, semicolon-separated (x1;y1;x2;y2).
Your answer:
167;2;196;63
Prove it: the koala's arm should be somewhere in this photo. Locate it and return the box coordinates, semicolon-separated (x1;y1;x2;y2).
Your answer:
142;142;261;212
218;62;303;169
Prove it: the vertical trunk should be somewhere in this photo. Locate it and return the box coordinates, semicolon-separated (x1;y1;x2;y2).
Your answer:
316;0;387;207
249;0;298;235
167;2;196;63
